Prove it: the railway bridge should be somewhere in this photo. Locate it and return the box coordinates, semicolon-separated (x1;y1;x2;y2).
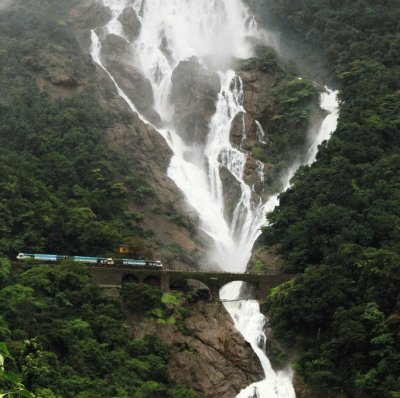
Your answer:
89;266;293;301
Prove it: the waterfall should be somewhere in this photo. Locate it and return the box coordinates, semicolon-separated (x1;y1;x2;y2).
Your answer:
90;1;339;396
307;88;339;163
221;88;339;398
221;282;295;398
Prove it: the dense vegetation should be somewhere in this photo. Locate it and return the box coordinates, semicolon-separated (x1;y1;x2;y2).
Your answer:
0;0;154;257
255;0;400;397
2;0;399;396
0;4;203;395
0;259;201;398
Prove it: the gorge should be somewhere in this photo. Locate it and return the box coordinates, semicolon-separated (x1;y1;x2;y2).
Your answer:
89;0;338;396
1;0;399;397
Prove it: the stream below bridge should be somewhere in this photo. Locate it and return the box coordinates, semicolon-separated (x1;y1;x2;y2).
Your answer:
90;1;339;396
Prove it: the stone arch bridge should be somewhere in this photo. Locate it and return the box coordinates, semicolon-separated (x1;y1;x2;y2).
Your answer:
89;266;293;301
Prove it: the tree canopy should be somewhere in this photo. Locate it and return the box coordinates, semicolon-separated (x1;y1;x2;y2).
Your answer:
257;0;400;396
0;259;201;398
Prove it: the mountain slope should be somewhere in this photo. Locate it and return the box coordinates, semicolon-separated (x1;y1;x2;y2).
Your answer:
255;1;400;396
0;0;209;268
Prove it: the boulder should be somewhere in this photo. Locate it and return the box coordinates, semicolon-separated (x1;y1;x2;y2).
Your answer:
100;33;133;65
107;60;161;124
101;34;160;124
128;301;264;398
171;57;220;145
118;6;141;42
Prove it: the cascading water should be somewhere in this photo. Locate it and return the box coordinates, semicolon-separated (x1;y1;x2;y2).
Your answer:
221;282;295;398
90;1;339;396
220;87;338;398
307;88;339;164
91;0;275;272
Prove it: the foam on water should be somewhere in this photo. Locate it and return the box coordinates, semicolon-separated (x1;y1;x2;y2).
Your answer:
90;2;339;396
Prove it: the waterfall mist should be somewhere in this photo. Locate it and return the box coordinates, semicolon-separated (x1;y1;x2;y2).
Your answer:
92;0;279;272
90;1;339;396
0;0;14;10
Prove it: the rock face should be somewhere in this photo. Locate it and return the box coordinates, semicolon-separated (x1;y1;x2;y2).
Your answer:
62;1;210;270
118;6;141;42
100;33;161;125
96;73;209;271
233;70;279;191
239;71;278;127
171;57;220;145
129;301;264;398
100;32;133;64
229;70;278;152
61;0;319;271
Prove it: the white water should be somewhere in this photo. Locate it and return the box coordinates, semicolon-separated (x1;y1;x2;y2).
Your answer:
307;87;339;163
221;282;295;398
220;89;338;398
90;1;339;397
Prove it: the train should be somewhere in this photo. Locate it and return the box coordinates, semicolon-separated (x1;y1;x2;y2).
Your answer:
16;253;163;268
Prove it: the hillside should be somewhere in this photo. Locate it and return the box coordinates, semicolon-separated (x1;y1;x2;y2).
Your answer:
0;259;206;397
2;0;398;397
255;1;400;397
0;0;321;271
0;0;216;269
0;1;323;397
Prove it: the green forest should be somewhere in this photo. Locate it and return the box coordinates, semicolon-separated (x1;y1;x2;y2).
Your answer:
1;0;400;397
0;1;201;396
0;0;153;258
0;259;201;398
257;0;400;397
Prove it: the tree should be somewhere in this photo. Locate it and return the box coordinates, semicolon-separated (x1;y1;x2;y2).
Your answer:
0;342;35;398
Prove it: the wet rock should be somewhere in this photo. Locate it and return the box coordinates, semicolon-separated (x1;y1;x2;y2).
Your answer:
118;6;141;42
223;68;280;200
100;33;133;65
230;112;246;147
159;36;174;66
235;70;277;148
243;156;263;189
171;57;220;145
230;112;265;152
128;301;264;398
219;167;242;221
108;60;160;123
101;34;160;124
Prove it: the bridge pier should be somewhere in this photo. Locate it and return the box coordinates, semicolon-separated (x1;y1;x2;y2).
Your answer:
160;273;170;293
206;280;221;301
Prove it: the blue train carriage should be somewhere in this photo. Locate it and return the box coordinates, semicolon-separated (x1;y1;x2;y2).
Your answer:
145;260;163;268
16;253;162;268
72;256;114;265
114;258;163;269
17;253;114;265
16;253;67;262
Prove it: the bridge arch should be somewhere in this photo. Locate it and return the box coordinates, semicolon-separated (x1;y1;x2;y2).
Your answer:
170;278;211;300
143;275;161;288
122;274;139;284
219;281;257;302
